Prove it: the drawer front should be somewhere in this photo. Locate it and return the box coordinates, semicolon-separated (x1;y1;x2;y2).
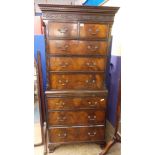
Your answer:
48;40;108;55
47;97;107;110
48;110;105;126
49;73;104;90
49;57;106;71
49;126;105;143
80;23;109;39
48;23;78;38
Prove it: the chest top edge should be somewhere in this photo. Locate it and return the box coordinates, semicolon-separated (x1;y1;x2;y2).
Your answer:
38;4;119;22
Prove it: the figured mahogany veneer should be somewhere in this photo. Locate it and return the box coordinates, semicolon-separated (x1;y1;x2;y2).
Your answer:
80;23;109;39
49;57;107;71
48;22;108;39
48;22;78;38
47;40;108;55
49;126;105;143
48;110;105;126
39;4;119;153
49;73;104;90
47;97;107;110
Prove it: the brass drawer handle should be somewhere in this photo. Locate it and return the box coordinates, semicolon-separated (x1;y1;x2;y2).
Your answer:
58;133;67;138
57;116;66;122
58;79;69;86
85;79;96;84
88;101;97;107
57;44;69;51
87;45;99;51
56;101;65;107
88;28;99;35
59;62;69;68
86;62;96;67
88;115;96;121
58;27;68;33
88;131;96;136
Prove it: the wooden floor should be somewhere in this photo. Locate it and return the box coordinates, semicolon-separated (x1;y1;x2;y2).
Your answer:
34;121;121;155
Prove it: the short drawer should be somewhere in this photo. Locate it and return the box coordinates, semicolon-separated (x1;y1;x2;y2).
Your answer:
48;110;105;126
47;97;107;110
49;57;107;71
48;22;78;38
49;126;105;143
47;40;108;55
80;23;109;39
49;73;104;90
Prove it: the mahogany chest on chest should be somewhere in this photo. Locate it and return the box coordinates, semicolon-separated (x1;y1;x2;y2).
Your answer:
39;4;119;153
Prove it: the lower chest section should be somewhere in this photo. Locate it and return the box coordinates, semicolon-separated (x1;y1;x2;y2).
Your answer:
46;92;107;144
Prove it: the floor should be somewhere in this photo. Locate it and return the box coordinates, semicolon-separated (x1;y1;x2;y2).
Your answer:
34;121;121;155
34;101;42;144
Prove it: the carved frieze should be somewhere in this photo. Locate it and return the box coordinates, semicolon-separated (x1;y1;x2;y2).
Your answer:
42;12;114;22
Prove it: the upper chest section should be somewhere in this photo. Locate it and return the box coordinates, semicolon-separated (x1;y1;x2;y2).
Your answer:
39;5;119;41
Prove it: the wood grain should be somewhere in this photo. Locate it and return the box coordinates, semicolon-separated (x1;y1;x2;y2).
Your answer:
48;110;105;126
49;126;105;143
47;40;108;55
49;57;106;71
47;97;107;110
49;73;104;90
80;23;109;39
48;22;78;38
